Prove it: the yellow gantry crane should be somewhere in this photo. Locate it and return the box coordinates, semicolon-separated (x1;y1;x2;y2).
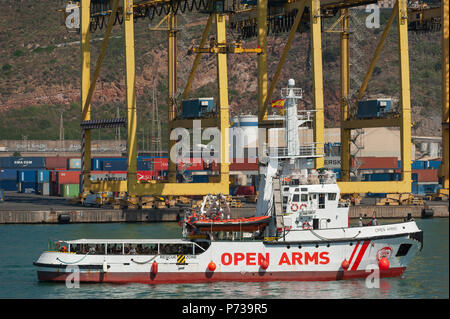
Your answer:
66;0;447;198
77;0;233;197
230;0;448;195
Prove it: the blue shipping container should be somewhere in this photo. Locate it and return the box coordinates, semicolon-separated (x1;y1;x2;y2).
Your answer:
181;97;214;118
137;160;153;171
412;161;426;170
191;175;209;183
18;170;37;183
356;99;392;119
92;158;127;171
0;169;18;180
363;173;401;182
427;160;442;170
19;182;37;193
37;170;50;183
0;157;46;169
0;180;18;191
0;189;4;202
102;160;127;171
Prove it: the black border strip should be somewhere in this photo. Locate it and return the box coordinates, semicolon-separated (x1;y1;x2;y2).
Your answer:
33;262;103;270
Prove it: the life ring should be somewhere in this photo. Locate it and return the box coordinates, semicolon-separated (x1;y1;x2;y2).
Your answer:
291;203;299;212
299;204;307;211
302;222;312;230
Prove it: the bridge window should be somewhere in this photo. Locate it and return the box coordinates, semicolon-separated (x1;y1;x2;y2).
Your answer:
301;194;308;202
292;194;300;202
318;193;325;209
328;193;337;201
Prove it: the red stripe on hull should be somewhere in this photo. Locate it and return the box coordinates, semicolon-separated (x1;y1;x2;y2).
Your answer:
37;268;406;284
351;240;370;271
348;241;360;265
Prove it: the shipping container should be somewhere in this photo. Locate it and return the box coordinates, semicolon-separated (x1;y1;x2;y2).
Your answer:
19;182;37;193
18;170;37;183
191;175;209;183
0;180;18;191
0;189;4;202
102;159;127;171
153;158;168;171
356;157;398;170
181;97;215;118
411;161;426;170
0;169;17;180
60;184;80;198
356;99;392;119
37;170;50;183
45;156;68;170
57;171;81;185
412;169;438;183
37;182;50;196
91;157;127;171
137;160;153;171
68;158;82;170
230;159;259;171
427;160;442;170
413;183;440;195
0;157;46;169
50;182;59;196
362;173;402;181
137;171;156;181
235;186;255;195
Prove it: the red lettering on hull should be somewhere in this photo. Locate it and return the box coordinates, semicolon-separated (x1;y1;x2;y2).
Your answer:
221;252;330;266
221;252;270;266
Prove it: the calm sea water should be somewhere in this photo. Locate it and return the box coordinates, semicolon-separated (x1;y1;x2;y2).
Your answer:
0;219;447;299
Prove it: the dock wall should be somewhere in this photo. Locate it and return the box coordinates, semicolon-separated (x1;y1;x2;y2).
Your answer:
0;205;447;224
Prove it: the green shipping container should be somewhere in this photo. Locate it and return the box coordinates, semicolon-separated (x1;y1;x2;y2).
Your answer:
60;184;79;198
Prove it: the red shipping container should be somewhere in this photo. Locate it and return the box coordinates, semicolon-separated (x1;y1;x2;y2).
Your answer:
50;171;58;183
153;158;168;171
235;186;255;195
412;169;438;182
50;182;59;196
137;171;154;181
57;171;81;185
355;157;398;170
230;158;259;171
46;156;69;170
177;158;204;171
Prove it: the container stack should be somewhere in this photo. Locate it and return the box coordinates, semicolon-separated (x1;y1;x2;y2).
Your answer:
37;170;50;196
18;170;38;193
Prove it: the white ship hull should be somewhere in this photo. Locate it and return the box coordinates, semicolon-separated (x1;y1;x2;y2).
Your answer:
34;221;422;284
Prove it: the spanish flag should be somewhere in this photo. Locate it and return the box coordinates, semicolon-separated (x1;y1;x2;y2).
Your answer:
271;98;285;109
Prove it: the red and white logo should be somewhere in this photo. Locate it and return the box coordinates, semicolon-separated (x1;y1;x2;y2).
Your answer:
376;247;393;260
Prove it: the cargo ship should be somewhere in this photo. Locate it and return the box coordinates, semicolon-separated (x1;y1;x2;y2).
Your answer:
33;80;423;284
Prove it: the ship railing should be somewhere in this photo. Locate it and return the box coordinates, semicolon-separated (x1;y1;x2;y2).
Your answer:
281;172;338;185
297;110;316;121
268;143;324;158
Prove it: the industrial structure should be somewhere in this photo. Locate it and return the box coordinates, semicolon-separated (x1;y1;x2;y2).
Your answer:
63;0;448;199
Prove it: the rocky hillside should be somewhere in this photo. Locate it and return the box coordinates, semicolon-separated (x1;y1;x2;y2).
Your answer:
0;0;443;145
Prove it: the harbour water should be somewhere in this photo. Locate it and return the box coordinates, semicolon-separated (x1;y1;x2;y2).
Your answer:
0;218;447;299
